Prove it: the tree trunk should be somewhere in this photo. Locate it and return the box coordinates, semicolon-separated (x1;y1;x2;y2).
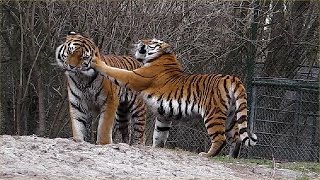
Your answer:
263;0;285;77
263;1;312;78
222;1;250;76
15;1;24;135
36;69;46;136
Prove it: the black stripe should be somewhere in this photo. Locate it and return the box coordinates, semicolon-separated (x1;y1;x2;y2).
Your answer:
94;81;104;101
134;122;145;126
69;88;81;100
234;81;240;93
175;111;182;120
131;112;141;118
243;137;249;144
116;118;129;122
218;109;227;116
158;100;165;115
236;93;246;101
251;136;258;142
157;126;170;131
177;98;182;119
157;94;163;102
237;115;247;123
87;73;98;87
191;101;195;113
225;120;236;133
185;76;194;115
206;122;224;129
58;46;65;62
70;102;86;114
101;97;108;107
114;79;120;86
209;131;225;139
217;89;228;110
223;76;229;95
235;104;246;114
239;128;247;134
69;76;80;89
118;126;128;131
132;70;156;78
168;100;174;117
127;99;136;110
123;57;136;69
128;103;138;113
76;117;86;126
147;94;153;99
166;90;173;101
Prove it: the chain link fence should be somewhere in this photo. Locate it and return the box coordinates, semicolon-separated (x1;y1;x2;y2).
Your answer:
248;78;319;162
113;78;319;162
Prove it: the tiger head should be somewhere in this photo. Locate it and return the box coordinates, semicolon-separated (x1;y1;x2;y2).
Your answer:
55;31;98;76
133;38;173;64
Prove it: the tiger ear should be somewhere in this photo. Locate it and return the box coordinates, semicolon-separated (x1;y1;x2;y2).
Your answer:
162;43;173;54
68;31;77;35
66;31;77;40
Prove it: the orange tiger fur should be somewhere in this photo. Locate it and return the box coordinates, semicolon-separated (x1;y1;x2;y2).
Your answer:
92;39;257;157
92;38;257;157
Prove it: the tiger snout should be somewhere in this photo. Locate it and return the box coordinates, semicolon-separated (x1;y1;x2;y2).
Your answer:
80;61;91;71
68;64;77;70
139;45;147;54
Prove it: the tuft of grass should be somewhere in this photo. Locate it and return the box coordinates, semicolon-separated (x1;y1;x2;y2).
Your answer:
277;162;320;174
296;176;310;180
210;155;273;166
210;155;320;175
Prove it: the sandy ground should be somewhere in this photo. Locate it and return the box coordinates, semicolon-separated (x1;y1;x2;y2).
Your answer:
0;135;318;180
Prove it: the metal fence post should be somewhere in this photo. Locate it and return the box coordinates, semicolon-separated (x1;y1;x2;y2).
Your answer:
246;1;259;134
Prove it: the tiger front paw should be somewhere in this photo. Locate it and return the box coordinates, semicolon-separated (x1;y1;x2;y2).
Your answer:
72;136;84;143
91;57;104;69
96;136;112;145
198;152;211;157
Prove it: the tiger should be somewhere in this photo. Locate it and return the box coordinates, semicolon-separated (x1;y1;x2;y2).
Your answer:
89;38;257;158
55;32;146;145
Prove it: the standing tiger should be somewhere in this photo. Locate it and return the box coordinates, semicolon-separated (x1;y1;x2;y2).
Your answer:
83;37;257;158
55;32;146;145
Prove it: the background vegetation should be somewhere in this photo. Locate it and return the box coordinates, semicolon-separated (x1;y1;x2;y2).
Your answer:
0;0;318;160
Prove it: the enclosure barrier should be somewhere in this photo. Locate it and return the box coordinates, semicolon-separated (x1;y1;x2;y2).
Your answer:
113;77;319;162
247;77;319;162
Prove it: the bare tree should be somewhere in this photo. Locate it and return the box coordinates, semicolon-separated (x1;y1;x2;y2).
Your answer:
0;0;318;144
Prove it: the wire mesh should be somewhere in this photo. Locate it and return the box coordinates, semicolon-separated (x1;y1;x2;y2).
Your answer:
249;84;319;162
113;81;319;162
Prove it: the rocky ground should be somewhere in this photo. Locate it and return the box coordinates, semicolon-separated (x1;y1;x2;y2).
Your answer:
0;135;318;180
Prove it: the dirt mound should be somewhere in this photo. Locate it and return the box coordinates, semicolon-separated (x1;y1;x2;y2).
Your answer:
0;135;317;179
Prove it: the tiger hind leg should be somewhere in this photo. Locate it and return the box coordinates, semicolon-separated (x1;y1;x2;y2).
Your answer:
130;99;146;145
152;116;172;148
225;120;241;158
199;114;227;157
235;93;257;147
116;102;130;144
